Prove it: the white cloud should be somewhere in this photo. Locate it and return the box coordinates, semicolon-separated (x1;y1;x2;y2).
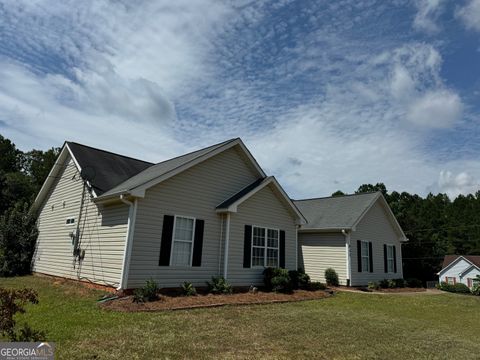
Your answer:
407;89;463;128
413;0;444;33
437;170;480;198
456;0;480;32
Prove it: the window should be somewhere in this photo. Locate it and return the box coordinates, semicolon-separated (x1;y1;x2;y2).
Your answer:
65;217;75;226
445;277;456;285
252;226;279;268
386;245;395;273
467;278;473;288
361;241;370;272
170;216;195;266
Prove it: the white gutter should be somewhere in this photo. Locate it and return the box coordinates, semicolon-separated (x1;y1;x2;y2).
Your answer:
223;212;231;279
118;194;138;291
342;229;351;286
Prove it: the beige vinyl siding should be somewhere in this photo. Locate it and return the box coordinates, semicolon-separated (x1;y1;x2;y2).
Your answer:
228;185;298;286
126;146;259;288
350;200;404;286
32;156;129;287
298;233;347;285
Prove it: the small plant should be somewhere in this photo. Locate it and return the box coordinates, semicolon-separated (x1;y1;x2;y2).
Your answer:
132;279;160;303
324;268;339;286
406;278;423;288
181;282;197;296
368;281;379;290
0;287;46;341
289;269;311;290
393;278;405;288
206;276;233;294
307;281;326;291
387;279;396;288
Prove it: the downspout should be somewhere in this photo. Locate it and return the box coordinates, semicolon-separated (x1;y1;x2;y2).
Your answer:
118;195;138;291
295;224;299;270
223;212;231;279
342;229;351;286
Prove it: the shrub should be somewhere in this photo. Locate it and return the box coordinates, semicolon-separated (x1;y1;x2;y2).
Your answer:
132;279;160;303
263;267;291;292
0;202;38;277
206;276;233;294
0;287;46;341
289;269;310;290
368;281;379;290
472;276;480;296
406;278;423;288
324;268;339;286
438;282;471;294
181;282;197;296
379;279;390;288
307;281;326;291
393;278;405;288
387;279;396;288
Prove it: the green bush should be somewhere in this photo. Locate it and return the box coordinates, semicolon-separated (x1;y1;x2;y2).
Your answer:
438;282;471;294
289;269;310;290
263;267;291;292
406;278;423;288
307;281;326;291
324;268;339;286
368;281;379;290
181;282;197;296
393;278;405;288
387;279;396;288
0;202;38;277
206;276;233;294
472;276;480;296
379;279;389;288
132;279;160;303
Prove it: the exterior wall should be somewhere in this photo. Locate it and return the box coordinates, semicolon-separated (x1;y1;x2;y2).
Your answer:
32;156;129;287
462;267;480;288
350;200;404;286
126;146;260;288
298;232;347;285
228;185;298;286
439;259;480;288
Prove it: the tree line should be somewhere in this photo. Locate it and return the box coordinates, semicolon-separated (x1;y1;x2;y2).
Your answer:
1;134;479;281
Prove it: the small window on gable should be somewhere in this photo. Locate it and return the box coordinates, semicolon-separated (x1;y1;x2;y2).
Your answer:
65;217;75;226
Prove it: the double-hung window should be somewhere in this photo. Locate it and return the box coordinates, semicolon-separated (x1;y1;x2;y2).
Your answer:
361;241;370;272
252;226;279;267
386;245;395;273
170;216;195;266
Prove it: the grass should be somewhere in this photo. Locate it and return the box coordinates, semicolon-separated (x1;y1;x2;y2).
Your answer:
1;276;479;359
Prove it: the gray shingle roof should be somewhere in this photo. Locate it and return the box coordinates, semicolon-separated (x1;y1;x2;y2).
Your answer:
293;192;380;229
66;142;154;195
98;138;238;198
216;177;266;209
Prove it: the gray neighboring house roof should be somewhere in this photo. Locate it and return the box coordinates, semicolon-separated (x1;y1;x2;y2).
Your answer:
293;192;381;230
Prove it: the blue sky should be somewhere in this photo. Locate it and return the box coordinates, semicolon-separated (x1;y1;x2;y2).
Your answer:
0;0;479;199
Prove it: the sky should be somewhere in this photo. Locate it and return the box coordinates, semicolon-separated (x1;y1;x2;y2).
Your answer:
0;0;479;199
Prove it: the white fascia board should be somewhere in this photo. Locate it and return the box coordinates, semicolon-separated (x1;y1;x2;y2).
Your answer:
64;143;97;198
298;227;347;233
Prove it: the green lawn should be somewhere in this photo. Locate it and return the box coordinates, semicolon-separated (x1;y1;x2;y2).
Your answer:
1;276;479;359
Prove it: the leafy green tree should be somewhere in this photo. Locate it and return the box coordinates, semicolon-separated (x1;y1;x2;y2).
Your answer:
0;202;38;276
356;183;387;196
331;190;345;197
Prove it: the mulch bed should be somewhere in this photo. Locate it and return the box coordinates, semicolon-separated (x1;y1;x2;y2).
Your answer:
99;289;332;312
374;287;426;293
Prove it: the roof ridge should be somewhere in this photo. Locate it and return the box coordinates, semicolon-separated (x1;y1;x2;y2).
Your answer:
293;191;380;202
66;141;154;165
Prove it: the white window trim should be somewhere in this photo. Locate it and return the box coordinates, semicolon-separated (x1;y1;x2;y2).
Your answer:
386;244;395;273
65;216;76;226
169;215;196;267
251;225;280;268
361;240;370;272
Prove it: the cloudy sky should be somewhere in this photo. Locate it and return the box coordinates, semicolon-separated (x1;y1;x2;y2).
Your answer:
1;0;479;199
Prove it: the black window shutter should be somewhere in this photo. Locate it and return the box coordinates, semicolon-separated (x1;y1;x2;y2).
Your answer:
192;219;204;267
159;215;174;266
383;244;388;273
357;240;362;272
279;230;286;268
369;242;373;273
243;225;252;268
393;245;397;273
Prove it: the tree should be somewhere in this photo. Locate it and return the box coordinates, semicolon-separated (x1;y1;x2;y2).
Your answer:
22;147;60;191
355;183;387;196
331;190;345;197
0;202;38;276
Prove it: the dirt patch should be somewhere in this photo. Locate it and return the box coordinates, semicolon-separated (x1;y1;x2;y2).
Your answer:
100;289;332;312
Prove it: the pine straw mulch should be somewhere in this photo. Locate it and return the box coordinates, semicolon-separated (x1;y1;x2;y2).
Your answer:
100;289;333;312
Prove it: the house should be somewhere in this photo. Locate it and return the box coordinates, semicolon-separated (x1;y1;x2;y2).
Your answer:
294;192;408;286
31;138;306;290
438;255;480;289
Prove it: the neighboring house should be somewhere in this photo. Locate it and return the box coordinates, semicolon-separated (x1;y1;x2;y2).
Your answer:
32;138;305;290
438;255;480;289
294;193;408;286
